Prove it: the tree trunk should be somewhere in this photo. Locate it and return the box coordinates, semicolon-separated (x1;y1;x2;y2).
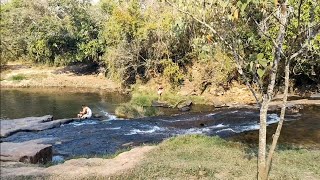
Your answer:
258;97;268;180
266;58;290;175
258;1;288;179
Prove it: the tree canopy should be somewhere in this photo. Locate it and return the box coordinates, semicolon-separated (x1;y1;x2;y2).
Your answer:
1;0;319;88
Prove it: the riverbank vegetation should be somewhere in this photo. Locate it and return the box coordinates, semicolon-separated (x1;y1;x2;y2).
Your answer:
1;0;319;179
94;135;320;179
1;0;319;91
115;85;209;118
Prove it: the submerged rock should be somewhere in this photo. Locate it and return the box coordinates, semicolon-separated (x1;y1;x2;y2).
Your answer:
0;140;52;164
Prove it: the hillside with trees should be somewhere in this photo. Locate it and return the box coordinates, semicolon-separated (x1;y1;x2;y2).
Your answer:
1;1;320;179
1;0;319;91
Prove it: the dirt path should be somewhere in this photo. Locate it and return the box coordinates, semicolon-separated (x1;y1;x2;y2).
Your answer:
1;146;156;179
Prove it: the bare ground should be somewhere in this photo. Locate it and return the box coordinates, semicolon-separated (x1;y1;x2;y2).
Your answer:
0;63;120;91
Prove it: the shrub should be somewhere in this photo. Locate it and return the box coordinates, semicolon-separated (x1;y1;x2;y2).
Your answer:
9;74;27;81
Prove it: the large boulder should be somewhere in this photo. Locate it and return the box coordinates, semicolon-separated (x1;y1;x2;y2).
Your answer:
176;100;193;111
0;115;75;138
0;140;52;164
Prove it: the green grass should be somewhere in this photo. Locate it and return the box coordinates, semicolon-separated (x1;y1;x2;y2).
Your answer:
115;87;209;118
107;135;320;180
130;91;158;107
115;90;159;118
9;74;27;81
67;147;133;160
16;135;319;180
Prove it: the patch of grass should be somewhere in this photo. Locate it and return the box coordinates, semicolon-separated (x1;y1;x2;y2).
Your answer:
68;147;133;160
115;89;159;118
130;92;158;107
9;74;27;81
107;135;320;180
115;103;158;118
115;103;143;118
40;161;56;168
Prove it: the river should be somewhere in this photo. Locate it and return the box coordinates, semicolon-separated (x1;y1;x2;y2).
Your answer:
1;88;319;160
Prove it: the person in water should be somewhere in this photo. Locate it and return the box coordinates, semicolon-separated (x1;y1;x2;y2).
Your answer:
77;105;92;119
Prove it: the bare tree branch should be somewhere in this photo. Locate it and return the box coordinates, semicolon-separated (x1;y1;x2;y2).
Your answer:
289;28;320;61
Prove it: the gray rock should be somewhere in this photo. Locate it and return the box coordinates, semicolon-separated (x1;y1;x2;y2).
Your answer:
152;101;171;108
310;93;320;100
0;140;52;164
176;100;193;109
0;115;76;138
179;106;191;112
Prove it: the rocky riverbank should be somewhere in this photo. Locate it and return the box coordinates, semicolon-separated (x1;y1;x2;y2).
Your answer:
1;146;155;179
0;115;82;164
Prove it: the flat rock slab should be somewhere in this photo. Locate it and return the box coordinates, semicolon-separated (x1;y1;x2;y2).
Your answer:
44;146;155;178
1;146;155;179
0;115;76;138
0;140;52;164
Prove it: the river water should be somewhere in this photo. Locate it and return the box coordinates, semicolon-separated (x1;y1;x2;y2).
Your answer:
1;88;319;160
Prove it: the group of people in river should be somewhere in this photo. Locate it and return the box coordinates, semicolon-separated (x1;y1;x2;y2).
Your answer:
77;85;164;119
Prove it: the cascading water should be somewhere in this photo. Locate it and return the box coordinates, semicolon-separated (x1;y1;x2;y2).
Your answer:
1;88;319;162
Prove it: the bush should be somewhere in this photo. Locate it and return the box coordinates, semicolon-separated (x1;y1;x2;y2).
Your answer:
9;74;27;81
115;103;158;119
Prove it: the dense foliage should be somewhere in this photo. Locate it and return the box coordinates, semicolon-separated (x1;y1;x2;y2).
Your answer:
1;0;319;89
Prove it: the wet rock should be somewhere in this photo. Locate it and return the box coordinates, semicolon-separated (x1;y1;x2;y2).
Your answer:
0;115;76;138
177;100;192;109
287;104;304;113
0;140;52;164
122;142;134;147
310;93;320;100
179;106;191;112
176;100;193;111
152;101;171;108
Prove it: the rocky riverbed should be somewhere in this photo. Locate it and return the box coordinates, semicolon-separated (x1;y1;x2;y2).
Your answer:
1;94;319;179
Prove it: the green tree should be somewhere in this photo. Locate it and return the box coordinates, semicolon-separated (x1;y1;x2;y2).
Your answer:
166;0;320;179
1;0;104;66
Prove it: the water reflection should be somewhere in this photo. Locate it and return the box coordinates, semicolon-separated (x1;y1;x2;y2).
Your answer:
1;88;130;119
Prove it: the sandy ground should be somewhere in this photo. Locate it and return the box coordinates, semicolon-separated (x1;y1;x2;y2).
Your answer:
1;146;155;179
0;63;120;91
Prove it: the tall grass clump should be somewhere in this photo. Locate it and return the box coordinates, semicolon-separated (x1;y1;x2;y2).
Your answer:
9;74;27;81
115;89;159;118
